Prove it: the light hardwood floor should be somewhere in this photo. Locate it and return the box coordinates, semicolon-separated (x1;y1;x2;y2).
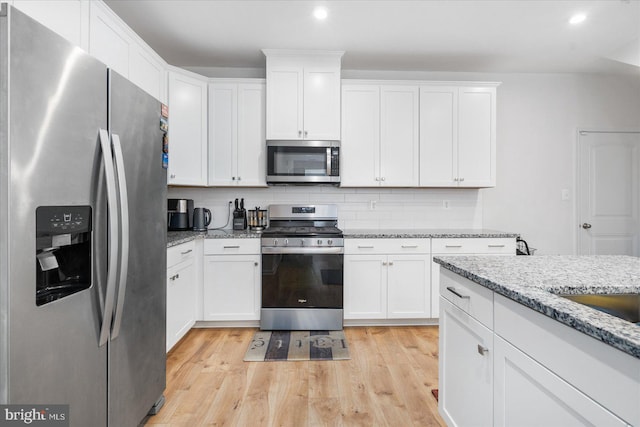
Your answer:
144;326;445;427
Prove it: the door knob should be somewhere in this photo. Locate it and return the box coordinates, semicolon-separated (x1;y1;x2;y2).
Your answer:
582;223;592;229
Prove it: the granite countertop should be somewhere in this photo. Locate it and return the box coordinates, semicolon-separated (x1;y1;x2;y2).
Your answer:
434;255;640;359
167;229;262;247
343;228;519;239
168;228;518;247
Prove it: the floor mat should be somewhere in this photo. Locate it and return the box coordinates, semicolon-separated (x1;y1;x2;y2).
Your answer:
244;330;350;361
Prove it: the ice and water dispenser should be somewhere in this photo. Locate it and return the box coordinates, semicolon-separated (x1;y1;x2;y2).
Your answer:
36;206;92;306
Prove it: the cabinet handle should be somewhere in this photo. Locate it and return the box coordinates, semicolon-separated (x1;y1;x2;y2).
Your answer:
298;130;302;137
254;262;258;266
401;245;418;248
304;130;308;137
232;176;236;180
169;273;180;281
446;286;470;299
223;245;240;249
453;177;458;182
477;344;489;356
375;177;380;181
238;176;241;181
357;245;375;249
180;249;193;255
459;177;465;182
487;244;505;248
170;174;176;179
445;244;463;248
382;261;387;266
388;261;394;266
381;177;386;181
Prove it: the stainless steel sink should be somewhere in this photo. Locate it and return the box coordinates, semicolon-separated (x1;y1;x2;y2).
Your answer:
559;294;640;324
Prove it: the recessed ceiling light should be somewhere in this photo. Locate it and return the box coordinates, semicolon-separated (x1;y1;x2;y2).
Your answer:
313;7;328;20
569;13;587;25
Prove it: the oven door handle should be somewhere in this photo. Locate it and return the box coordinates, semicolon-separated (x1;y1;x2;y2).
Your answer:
261;247;344;255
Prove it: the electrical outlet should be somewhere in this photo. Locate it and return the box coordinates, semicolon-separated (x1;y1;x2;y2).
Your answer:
443;200;450;209
561;189;570;201
370;200;377;210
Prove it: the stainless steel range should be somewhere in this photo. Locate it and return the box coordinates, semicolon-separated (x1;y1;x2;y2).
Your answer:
261;204;344;330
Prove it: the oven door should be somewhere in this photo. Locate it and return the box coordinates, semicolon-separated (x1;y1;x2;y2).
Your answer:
266;140;340;184
261;247;343;309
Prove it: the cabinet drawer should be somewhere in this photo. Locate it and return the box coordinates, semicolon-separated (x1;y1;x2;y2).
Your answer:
167;241;196;268
432;237;515;254
345;238;429;254
440;269;493;328
204;238;260;255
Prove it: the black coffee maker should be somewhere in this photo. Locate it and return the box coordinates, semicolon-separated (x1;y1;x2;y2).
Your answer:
167;198;194;231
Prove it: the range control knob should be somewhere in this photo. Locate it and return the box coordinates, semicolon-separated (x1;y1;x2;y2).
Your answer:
273;239;278;246
284;239;289;246
317;239;322;245
328;239;333;246
300;239;305;246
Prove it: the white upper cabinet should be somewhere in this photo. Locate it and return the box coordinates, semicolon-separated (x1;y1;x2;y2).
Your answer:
12;0;89;50
208;80;266;187
380;86;420;186
168;69;208;186
264;50;343;140
89;1;131;78
88;1;166;102
420;85;497;187
341;82;419;187
129;46;167;104
458;87;496;187
15;1;167;103
340;85;380;186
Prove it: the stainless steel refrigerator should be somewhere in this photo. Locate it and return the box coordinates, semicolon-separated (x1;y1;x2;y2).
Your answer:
0;5;167;426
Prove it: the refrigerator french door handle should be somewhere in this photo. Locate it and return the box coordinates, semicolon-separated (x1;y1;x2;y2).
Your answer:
98;128;120;347
110;134;129;340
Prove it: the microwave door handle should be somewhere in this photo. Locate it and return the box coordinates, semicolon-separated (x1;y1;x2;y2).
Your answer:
110;134;129;340
326;147;331;176
98;129;119;347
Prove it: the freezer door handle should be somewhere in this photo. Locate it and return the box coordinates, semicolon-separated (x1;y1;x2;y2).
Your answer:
110;134;129;340
98;129;120;347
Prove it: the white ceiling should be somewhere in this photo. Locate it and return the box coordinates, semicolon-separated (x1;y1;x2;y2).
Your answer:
104;0;640;74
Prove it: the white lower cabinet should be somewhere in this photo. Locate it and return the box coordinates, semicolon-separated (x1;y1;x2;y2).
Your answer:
493;335;628;427
344;239;430;320
203;239;261;321
439;268;639;427
439;297;493;427
166;241;198;352
431;237;515;317
344;254;387;319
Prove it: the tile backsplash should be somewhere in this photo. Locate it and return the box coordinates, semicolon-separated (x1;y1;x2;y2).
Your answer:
167;186;483;230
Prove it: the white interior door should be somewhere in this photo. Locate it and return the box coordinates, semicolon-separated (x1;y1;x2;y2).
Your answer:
578;131;640;255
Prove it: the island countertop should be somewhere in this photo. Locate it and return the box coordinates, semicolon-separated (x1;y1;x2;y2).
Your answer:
433;255;640;358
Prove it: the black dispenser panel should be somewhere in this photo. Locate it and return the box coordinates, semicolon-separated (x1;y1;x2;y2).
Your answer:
36;206;92;306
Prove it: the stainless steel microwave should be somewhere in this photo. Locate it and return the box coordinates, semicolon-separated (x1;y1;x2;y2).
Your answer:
266;140;340;184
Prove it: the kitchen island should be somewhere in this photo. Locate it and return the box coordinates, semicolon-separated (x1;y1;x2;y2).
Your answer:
434;255;639;426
